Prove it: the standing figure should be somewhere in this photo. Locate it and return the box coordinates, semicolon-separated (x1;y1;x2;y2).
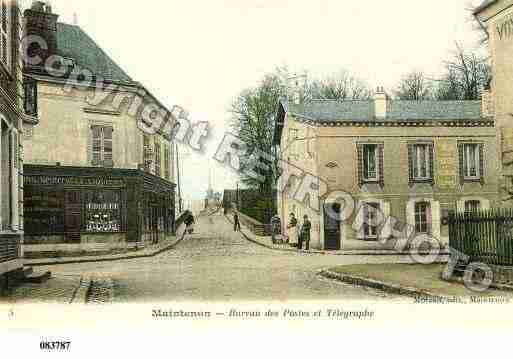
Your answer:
299;215;312;251
271;214;281;244
287;213;298;247
234;212;241;232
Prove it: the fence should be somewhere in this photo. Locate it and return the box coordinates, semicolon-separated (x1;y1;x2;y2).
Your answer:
0;235;20;264
448;208;513;267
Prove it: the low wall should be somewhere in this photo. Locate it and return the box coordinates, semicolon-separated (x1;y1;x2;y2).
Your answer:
232;211;271;236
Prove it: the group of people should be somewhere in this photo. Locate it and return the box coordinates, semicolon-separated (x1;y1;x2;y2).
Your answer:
284;213;311;251
232;211;311;251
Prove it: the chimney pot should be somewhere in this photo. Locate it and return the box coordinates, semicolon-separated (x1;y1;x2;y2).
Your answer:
374;85;388;119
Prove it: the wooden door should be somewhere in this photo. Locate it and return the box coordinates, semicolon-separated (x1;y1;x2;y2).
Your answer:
324;203;341;250
65;190;81;242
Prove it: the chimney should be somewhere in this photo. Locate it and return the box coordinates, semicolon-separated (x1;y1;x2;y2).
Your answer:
24;1;59;67
374;86;388;119
481;84;495;119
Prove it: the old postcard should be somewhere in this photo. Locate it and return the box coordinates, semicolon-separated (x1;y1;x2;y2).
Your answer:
1;0;513;356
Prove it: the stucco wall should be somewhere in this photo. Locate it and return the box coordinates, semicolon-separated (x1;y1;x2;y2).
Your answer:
23;81;174;183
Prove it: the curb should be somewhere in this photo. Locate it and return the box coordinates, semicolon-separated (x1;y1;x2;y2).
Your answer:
70;275;92;304
319;269;442;299
26;233;187;267
442;274;513;293
225;215;449;257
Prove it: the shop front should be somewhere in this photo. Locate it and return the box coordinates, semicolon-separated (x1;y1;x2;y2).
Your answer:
23;165;175;257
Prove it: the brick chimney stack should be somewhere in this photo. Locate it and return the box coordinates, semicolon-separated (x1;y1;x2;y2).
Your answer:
374;86;388;119
24;1;59;68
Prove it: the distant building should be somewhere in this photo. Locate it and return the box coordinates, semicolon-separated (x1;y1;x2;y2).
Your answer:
1;0;33;291
21;2;176;256
274;91;499;250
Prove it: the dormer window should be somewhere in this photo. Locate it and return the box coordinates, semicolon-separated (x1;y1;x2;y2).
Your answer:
0;0;10;72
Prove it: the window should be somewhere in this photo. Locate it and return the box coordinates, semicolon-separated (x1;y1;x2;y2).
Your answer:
363;202;380;240
0;0;10;71
164;143;171;181
24;78;38;117
465;200;481;213
363;145;378;181
143;134;152;172
357;143;384;186
91;125;114;167
409;143;434;183
83;190;122;233
289;129;299;160
1;121;11;231
24;189;65;234
414;202;431;234
459;143;483;182
155;138;161;177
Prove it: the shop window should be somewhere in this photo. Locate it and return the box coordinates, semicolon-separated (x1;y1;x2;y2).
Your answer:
83;190;121;232
24;189;65;234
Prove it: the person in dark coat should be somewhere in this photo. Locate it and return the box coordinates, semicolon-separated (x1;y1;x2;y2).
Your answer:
184;211;195;234
233;212;241;232
298;215;312;251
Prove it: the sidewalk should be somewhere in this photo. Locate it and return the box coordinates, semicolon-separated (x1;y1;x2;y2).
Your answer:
1;274;88;304
25;229;186;267
225;215;449;257
320;263;513;299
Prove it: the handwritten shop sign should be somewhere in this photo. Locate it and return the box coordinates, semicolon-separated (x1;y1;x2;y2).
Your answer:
436;139;457;190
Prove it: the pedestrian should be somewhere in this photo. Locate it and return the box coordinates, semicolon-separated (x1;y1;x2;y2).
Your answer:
299;215;312;251
184;211;195;234
287;213;298;247
271;214;281;244
234;212;241;232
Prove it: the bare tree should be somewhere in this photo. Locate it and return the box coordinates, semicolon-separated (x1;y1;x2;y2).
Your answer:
434;43;491;101
395;71;432;100
308;71;372;100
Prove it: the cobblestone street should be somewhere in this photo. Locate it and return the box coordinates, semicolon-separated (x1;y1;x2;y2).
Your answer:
32;214;416;303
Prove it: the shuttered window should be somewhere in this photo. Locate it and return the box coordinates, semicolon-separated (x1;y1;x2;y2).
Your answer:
414;202;431;235
458;142;484;184
357;143;384;187
363;202;380;240
91;125;114;167
155;138;161;177
164;143;171;181
408;142;434;185
0;0;9;71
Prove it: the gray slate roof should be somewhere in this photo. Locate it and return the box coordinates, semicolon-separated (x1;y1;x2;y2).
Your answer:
474;0;497;14
57;23;132;83
287;99;483;123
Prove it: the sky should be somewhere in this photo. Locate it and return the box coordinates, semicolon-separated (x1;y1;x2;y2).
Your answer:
24;0;486;199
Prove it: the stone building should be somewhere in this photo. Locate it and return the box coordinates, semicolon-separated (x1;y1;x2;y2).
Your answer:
0;0;35;290
21;2;176;257
274;91;500;251
474;0;513;205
